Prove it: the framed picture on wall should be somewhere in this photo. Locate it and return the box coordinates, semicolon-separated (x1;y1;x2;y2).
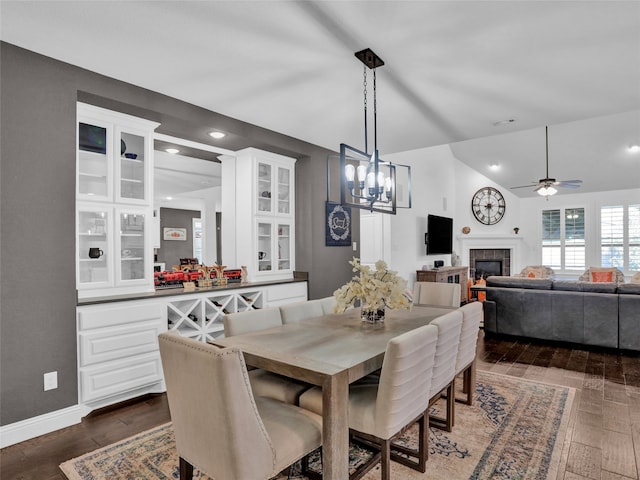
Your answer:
325;202;351;246
163;227;187;241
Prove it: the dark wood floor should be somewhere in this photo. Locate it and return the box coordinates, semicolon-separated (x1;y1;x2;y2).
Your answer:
1;331;639;480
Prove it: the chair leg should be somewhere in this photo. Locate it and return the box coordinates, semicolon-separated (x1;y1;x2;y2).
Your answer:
381;438;391;480
429;379;456;432
455;361;477;406
179;457;194;480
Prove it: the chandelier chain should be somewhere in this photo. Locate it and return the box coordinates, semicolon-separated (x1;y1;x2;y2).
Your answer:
363;65;368;154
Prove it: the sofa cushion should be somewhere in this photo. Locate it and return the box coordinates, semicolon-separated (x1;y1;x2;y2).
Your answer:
630;271;640;284
486;276;523;288
519;278;553;290
578;281;618;293
552;280;582;291
618;283;640;295
518;265;554;278
591;269;614;282
579;266;625;283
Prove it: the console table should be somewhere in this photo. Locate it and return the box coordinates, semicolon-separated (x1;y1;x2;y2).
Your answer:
416;266;469;304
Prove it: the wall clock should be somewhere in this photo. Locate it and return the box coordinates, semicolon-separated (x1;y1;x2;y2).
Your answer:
471;187;506;225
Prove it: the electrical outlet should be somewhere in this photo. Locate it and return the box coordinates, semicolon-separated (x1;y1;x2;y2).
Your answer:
44;371;58;391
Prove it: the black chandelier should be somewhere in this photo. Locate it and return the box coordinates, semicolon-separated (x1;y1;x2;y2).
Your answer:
340;48;411;214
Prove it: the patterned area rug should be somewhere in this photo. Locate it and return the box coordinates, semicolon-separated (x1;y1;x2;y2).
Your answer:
60;371;574;480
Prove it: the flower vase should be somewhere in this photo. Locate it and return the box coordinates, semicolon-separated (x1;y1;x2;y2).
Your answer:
361;306;385;324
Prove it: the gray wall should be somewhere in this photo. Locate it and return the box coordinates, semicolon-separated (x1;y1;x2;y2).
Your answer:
158;208;200;267
0;42;358;426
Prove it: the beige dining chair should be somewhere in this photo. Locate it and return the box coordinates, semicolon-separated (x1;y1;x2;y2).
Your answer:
158;332;322;480
316;296;338;315
455;302;483;407
222;306;283;336
299;323;439;480
279;299;324;324
427;309;463;432
413;282;461;307
223;307;311;404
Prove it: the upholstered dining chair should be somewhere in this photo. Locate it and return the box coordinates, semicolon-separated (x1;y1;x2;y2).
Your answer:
222;306;283;336
426;309;464;432
315;296;338;315
413;282;461;307
454;302;483;407
224;307;311;405
279;299;324;324
158;332;322;480
298;324;440;480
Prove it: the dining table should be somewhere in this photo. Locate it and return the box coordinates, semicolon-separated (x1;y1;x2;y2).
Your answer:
212;304;455;480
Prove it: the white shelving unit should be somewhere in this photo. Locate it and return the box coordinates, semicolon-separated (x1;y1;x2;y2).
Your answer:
76;103;159;298
222;148;296;282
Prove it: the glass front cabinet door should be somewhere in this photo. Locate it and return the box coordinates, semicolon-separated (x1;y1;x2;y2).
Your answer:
256;220;293;275
77;103;158;298
77;207;112;289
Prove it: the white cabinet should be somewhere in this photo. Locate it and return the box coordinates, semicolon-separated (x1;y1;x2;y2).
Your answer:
77;300;166;413
77;103;159;298
223;148;296;281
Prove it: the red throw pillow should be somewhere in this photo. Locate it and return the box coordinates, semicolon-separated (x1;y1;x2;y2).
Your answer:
591;271;613;282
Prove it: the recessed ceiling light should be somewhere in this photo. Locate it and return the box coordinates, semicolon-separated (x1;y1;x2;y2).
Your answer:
489;163;500;170
166;148;179;154
209;131;226;139
493;119;516;126
628;144;640;153
164;196;173;201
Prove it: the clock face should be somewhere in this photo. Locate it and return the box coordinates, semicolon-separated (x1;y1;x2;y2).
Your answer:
472;187;506;225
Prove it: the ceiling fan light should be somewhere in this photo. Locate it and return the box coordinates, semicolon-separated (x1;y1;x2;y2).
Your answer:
537;186;557;196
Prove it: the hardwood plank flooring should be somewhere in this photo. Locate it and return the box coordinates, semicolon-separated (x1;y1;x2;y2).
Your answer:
1;331;638;480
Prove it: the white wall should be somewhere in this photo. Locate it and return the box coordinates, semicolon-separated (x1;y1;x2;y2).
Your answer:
383;144;457;287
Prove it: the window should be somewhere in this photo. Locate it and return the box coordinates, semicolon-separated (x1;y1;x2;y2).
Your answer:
601;204;640;271
542;208;585;271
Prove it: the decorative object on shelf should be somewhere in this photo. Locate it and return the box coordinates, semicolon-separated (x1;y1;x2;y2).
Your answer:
338;48;411;214
462;226;471;234
451;250;460;266
325;202;351;246
163;227;187;241
513;227;520;234
334;257;411;323
183;281;196;291
241;265;248;284
213;263;227;285
88;247;103;259
124;153;138;159
471;186;506;225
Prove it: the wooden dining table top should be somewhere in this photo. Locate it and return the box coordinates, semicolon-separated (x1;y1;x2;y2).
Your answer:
213;304;455;384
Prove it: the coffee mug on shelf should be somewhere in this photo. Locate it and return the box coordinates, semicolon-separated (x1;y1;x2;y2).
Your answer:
89;247;104;259
258;251;266;260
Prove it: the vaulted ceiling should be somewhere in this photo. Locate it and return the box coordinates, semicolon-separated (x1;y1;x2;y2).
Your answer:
2;1;639;197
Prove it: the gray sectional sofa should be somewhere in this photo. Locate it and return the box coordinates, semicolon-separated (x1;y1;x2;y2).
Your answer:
483;276;640;351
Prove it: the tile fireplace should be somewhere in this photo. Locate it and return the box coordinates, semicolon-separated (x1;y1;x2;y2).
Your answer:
470;249;511;280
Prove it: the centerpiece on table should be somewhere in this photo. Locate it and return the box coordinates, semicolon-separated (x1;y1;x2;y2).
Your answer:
333;257;412;323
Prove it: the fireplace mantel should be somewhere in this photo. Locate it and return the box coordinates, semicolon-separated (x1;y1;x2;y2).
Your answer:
456;234;524;276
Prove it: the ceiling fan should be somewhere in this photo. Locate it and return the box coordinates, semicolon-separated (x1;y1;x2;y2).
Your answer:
511;126;582;196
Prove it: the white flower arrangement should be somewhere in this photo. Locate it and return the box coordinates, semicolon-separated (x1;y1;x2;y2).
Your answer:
333;257;412;313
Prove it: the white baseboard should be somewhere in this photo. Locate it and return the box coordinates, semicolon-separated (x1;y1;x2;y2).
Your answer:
0;405;83;448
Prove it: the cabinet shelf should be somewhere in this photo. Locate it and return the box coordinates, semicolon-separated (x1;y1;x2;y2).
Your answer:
121;177;144;184
79;172;108;179
121;156;143;163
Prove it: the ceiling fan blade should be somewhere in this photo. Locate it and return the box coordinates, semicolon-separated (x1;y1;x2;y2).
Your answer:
554;179;582;185
556;182;582;188
510;183;538;189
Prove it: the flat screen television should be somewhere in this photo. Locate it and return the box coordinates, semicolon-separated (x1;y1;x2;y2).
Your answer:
426;214;453;255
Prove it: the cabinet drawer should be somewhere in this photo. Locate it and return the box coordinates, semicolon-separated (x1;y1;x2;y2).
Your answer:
266;282;307;305
78;301;163;330
80;352;163;403
79;320;164;367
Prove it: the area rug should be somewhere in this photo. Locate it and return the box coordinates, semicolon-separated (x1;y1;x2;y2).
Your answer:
60;371;574;480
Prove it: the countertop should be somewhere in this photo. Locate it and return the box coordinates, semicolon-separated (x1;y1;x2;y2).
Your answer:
77;277;307;306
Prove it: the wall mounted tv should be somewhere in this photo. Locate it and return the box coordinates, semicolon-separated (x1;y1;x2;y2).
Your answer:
425;214;453;255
